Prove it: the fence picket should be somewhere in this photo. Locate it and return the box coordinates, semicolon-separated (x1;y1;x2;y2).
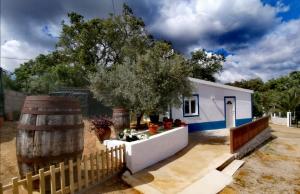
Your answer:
50;165;56;194
111;148;114;173
83;156;89;188
101;150;105;180
114;146;118;171
12;177;19;194
106;148;110;176
39;169;45;194
68;160;75;194
122;144;126;166
60;163;65;194
76;157;82;191
0;145;126;194
90;153;94;184
26;172;33;194
118;145;122;169
96;152;100;181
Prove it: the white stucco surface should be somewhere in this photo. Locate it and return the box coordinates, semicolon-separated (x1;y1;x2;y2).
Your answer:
104;126;188;173
172;79;253;124
270;116;287;126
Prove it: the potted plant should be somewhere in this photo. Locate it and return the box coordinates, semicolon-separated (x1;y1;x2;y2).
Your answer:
91;116;113;143
148;123;159;134
163;118;173;130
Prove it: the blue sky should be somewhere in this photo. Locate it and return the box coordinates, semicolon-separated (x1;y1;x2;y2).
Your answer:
1;0;300;83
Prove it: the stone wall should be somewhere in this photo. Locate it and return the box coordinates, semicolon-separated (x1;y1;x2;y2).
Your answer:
4;89;26;119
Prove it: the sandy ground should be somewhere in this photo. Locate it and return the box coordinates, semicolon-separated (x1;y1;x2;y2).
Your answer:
0;120;138;194
220;124;300;194
123;129;231;193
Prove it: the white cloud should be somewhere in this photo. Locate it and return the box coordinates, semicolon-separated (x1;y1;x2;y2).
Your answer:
1;40;48;71
150;0;283;49
218;19;300;83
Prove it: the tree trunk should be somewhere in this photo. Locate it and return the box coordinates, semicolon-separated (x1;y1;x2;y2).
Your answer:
136;112;144;129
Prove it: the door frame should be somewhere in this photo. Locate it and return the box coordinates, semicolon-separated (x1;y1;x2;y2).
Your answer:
224;96;236;128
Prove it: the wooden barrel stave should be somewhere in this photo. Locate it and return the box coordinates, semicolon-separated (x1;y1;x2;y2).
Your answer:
112;107;130;134
16;96;84;178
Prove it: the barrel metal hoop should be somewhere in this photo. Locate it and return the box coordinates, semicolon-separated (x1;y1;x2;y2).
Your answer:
21;108;82;115
17;151;83;164
18;123;84;131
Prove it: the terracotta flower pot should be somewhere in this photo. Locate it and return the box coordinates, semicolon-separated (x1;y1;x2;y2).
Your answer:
148;123;159;134
95;127;111;143
163;121;173;130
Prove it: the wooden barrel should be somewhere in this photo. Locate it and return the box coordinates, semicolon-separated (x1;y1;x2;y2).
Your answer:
16;96;84;177
112;107;130;134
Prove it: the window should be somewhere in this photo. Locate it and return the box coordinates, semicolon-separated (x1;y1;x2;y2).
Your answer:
183;95;199;117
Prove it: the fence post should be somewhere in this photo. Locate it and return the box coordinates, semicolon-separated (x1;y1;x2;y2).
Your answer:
76;157;82;191
12;177;19;194
83;156;89;188
60;163;65;194
39;169;45;194
90;153;94;184
68;160;75;194
101;150;105;179
287;112;291;127
26;172;33;194
106;148;110;176
50;165;56;194
96;152;100;182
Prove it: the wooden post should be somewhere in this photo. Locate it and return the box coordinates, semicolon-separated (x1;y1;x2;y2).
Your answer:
90;153;94;184
50;165;56;194
60;163;65;194
0;183;3;194
122;144;126;167
114;146;118;172
26;172;33;194
12;177;19;194
118;145;122;169
96;152;100;182
111;148;114;173
106;148;110;176
76;157;82;191
84;156;89;188
68;160;75;194
39;169;45;194
101;150;105;179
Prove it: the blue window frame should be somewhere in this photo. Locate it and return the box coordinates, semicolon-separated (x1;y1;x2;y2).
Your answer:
183;94;199;117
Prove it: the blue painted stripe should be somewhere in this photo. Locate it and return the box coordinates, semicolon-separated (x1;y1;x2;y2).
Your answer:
188;118;253;132
236;118;252;126
188;120;226;132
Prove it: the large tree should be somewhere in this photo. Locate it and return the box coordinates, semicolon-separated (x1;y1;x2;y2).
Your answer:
13;4;152;94
188;49;225;82
90;42;193;125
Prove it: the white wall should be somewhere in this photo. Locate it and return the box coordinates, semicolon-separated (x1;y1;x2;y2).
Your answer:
270;116;287;126
172;81;252;124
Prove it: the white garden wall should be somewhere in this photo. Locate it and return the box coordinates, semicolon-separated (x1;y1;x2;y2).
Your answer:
270;116;288;126
104;126;188;173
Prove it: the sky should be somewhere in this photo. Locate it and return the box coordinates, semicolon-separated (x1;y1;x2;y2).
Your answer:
1;0;300;83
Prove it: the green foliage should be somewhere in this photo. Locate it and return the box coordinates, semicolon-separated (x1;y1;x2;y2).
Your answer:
227;71;300;116
188;49;225;82
90;41;192;114
13;4;151;94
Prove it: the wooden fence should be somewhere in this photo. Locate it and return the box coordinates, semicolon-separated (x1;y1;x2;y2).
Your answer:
230;116;269;153
0;145;125;194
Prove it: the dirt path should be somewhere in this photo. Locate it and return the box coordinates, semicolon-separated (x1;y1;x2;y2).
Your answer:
220;124;300;194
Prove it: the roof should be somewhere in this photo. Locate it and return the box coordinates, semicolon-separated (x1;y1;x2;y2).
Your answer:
188;77;254;94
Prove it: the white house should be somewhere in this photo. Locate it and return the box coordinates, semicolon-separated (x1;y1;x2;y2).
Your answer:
171;77;254;132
